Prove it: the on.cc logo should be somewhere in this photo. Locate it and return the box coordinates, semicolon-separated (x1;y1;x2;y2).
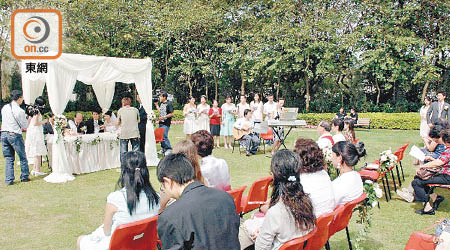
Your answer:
23;16;50;44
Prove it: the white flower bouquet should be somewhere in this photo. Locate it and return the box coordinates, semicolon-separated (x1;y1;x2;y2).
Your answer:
54;115;68;143
378;149;398;173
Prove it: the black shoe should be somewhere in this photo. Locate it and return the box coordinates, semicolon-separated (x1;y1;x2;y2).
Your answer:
21;178;30;183
246;152;251;157
415;208;435;215
433;196;445;211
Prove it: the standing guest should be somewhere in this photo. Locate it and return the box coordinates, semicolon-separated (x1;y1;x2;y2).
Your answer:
159;140;206;213
102;111;117;133
191;130;231;191
252;150;315;250
68;113;87;134
117;95;140;162
317;120;334;149
412;129;450;215
154;91;174;155
157;153;240;250
294;138;336;217
331;141;366;205
86;110;104;134
237;95;250;118
335;107;346;120
136;94;147;153
427;91;450;127
263;94;277;121
1;90;29;185
183;96;197;140
271;98;285;155
77;151;160;250
221;95;237;149
343;118;356;143
234;109;260;156
348;108;358;123
420;97;432;138
25;96;48;177
208;100;222;148
250;93;264;122
196;95;210;132
332;118;346;143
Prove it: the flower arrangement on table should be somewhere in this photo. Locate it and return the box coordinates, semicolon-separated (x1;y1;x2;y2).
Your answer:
322;146;338;180
54;115;68;143
378;149;397;173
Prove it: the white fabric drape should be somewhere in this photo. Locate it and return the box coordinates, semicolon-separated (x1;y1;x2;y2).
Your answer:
21;53;158;177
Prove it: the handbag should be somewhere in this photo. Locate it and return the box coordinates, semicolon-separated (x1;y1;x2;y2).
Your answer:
416;167;441;180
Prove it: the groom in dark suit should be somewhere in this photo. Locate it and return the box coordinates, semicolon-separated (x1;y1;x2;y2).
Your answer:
86;110;104;134
427;92;450;127
137;94;147;153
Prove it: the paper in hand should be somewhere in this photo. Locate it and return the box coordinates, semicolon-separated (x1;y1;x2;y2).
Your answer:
409;145;425;162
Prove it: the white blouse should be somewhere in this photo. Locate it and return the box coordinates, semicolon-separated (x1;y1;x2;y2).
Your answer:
332;171;364;205
300;170;336;217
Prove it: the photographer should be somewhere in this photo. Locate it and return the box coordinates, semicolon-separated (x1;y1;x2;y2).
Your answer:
154;91;173;155
25;96;48;177
1;90;29;185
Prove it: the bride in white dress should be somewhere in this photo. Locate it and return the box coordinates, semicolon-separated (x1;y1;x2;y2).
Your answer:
25;102;49;177
420;97;432;138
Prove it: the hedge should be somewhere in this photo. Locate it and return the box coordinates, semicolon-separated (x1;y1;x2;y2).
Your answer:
61;111;420;130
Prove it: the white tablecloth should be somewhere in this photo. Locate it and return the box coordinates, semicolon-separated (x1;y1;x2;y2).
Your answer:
46;132;120;174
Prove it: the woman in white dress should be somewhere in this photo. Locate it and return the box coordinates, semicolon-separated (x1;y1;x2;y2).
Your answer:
250;93;264;122
183;96;197;140
420;96;432;138
102;111;118;133
25;97;48;176
196;95;210;132
78;151;160;250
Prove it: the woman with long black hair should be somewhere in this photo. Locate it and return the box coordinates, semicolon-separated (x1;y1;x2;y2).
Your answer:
78;151;160;250
254;150;316;250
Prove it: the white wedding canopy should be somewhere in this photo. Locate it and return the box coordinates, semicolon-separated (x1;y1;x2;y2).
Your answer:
20;53;159;176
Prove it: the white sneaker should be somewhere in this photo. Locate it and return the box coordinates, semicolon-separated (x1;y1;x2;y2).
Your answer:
397;190;414;203
164;149;172;156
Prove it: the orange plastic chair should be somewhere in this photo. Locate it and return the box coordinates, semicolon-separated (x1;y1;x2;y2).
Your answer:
404;232;436;250
352;138;360;145
109;215;159;250
279;227;318;250
240;176;273;215
260;127;274;154
227;185;247;215
154;128;165;144
394;142;410;183
304;210;336;250
327;193;367;250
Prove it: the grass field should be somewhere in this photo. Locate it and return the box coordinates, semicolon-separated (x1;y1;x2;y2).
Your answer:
0;125;449;249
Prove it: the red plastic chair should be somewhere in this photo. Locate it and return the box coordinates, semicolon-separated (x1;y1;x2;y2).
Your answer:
404;232;436;250
352;138;360;145
279;227;318;250
304;210;336;250
240;176;273;215
394;142;410;183
109;215;159;250
227;185;247;215
154;128;164;144
260;127;274;154
327;193;367;250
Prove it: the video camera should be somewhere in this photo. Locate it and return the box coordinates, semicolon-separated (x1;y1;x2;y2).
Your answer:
153;89;174;103
25;104;45;117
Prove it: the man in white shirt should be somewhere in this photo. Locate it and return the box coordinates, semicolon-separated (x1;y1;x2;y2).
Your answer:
1;90;30;185
317;120;334;149
68;113;86;134
263;94;277;121
234;109;260;156
237;95;250;118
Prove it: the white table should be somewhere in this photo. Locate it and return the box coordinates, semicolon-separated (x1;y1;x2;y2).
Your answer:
46;132;120;174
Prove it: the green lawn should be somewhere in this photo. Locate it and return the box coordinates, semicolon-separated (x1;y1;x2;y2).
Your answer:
0;125;449;250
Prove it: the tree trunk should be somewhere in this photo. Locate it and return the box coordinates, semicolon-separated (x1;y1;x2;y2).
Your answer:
240;77;245;95
375;78;381;105
213;62;218;101
188;74;192;97
305;77;310;112
421;80;430;103
276;77;280;100
165;37;169;86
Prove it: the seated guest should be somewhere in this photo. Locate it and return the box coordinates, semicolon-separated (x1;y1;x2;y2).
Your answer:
348;108;358;123
332;119;346;143
317;120;334;149
251;150;315;250
157;153;240;250
102;111;118;133
86;109;104;134
68;113;86;134
343;118;356;142
294;138;336;217
421;125;446;161
77;151;160;250
335;107;346;120
412;129;450;215
159;140;207;213
43;113;54;135
331;141;366;205
191;130;231;191
234;109;260;156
